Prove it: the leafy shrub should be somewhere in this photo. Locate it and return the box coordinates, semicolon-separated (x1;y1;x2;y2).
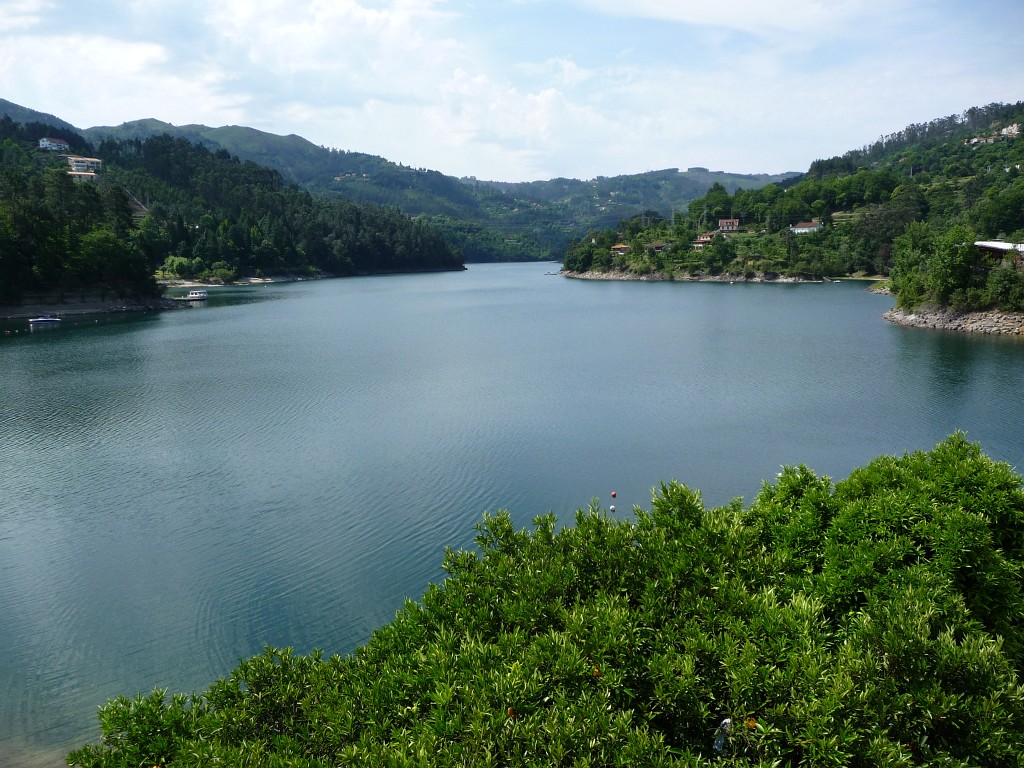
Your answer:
69;435;1024;767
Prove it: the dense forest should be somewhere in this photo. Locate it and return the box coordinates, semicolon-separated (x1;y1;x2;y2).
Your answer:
563;102;1024;312
69;434;1024;766
0;121;461;305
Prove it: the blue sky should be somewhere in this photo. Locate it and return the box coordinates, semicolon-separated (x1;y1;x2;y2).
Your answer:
1;0;1022;181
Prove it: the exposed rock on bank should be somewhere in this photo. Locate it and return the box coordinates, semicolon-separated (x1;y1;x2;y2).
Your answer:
884;305;1024;336
561;270;826;283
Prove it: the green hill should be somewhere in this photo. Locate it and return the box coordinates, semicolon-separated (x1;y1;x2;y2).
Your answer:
564;100;1024;308
2;99;799;261
81;118;797;260
0;122;461;305
0;97;78;132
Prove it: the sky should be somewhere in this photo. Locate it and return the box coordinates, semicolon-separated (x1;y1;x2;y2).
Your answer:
1;0;1022;182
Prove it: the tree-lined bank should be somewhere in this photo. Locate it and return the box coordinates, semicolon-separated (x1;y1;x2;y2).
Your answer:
562;102;1024;326
0;125;462;307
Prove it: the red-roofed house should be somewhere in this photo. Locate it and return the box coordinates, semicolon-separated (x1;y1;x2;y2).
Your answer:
692;231;718;250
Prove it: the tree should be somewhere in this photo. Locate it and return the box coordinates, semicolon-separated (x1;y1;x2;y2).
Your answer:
985;262;1024;311
80;227;158;299
926;224;982;307
706;232;737;273
889;220;933;308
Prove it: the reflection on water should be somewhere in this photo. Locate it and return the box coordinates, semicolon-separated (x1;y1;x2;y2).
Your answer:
890;324;1024;455
1;283;277;337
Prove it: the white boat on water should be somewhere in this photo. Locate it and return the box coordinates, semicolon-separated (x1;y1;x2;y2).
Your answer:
28;315;61;324
173;289;208;301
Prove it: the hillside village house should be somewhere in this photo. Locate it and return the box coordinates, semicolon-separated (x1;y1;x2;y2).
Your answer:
789;220;823;234
692;231;717;250
38;137;70;151
962;124;1020;146
689;218;744;250
67;156;102;173
65;155;102;182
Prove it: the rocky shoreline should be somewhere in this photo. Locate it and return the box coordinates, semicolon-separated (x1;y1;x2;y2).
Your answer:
563;269;1024;337
560;269;830;283
883;305;1024;336
1;295;179;320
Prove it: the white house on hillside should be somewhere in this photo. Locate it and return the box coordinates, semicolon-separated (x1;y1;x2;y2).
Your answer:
67;156;102;173
38;137;70;151
789;220;823;234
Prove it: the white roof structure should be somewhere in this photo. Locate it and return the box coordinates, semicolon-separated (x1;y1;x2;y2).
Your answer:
975;241;1024;252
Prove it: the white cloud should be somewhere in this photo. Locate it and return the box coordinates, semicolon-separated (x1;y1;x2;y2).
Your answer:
0;0;1021;181
564;0;886;37
0;0;53;32
201;0;463;95
0;33;247;128
517;58;595;89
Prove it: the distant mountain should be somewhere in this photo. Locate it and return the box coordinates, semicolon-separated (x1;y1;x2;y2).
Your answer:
474;167;799;228
81;118;799;258
1;98;800;260
0;98;78;132
84;119;334;182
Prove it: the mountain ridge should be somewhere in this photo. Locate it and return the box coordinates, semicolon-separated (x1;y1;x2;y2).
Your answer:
2;98;800;260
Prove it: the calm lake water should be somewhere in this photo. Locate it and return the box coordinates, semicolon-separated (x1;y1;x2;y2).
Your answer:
3;262;1024;766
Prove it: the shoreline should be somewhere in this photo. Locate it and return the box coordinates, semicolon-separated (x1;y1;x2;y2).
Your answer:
2;268;466;321
1;296;179;320
0;274;315;320
560;269;887;284
562;269;1024;336
883;305;1024;336
561;269;823;283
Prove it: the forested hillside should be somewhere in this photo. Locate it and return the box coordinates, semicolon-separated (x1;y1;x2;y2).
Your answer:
68;435;1024;766
0;123;461;305
3;101;796;264
8;98;1023;307
82;117;795;261
564;102;1024;312
98;135;461;281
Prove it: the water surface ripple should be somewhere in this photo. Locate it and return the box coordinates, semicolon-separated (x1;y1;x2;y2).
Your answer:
2;263;1024;766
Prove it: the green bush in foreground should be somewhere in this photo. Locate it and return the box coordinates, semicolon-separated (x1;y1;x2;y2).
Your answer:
69;434;1024;767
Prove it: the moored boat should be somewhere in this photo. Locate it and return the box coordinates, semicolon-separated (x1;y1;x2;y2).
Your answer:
173;289;208;301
